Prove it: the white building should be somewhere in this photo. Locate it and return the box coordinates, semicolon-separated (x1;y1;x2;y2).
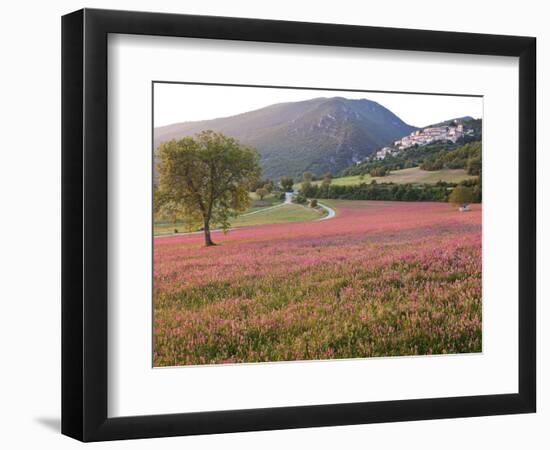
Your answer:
393;122;466;150
375;147;397;160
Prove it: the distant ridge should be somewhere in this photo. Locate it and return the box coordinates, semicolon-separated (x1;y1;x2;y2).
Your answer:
154;97;417;179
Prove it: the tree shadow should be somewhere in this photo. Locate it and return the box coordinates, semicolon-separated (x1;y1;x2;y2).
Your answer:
35;417;61;433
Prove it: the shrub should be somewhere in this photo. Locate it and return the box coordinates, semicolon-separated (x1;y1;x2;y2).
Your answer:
448;186;476;206
369;166;388;177
294;194;308;204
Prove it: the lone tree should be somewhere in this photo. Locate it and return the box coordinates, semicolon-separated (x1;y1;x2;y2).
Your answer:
255;187;268;200
448;185;476;210
321;172;333;188
280;176;294;192
156;131;261;246
300;180;312;196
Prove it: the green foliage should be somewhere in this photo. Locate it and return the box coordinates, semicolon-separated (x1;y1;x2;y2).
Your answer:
300;181;451;202
310;199;318;208
255;187;268;200
302;167;476;191
251;178;272;191
344;141;458;177
421;141;481;173
467;156;481;176
419;159;444;171
280;176;294;192
154;198;187;227
293;193;308;204
369;166;388;177
300;180;312;196
155;131;261;245
321;172;333;189
448;185;477;206
302;171;313;182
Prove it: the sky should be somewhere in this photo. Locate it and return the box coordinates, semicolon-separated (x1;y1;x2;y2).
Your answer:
153;83;483;129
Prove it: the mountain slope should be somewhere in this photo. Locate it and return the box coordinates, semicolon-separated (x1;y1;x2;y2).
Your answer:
154;97;417;179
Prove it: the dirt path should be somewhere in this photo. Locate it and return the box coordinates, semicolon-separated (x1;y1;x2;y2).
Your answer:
155;192;336;238
317;202;336;220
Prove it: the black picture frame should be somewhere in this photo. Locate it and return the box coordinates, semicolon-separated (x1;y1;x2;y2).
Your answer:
62;8;536;442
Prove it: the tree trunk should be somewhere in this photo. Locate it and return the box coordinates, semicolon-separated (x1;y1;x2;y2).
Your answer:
203;220;215;246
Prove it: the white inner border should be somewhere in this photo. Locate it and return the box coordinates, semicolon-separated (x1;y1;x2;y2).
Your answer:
107;34;519;417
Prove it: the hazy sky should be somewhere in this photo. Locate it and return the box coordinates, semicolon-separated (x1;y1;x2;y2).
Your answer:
154;83;483;129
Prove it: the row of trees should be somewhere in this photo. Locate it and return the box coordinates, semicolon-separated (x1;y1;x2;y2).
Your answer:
299;178;481;204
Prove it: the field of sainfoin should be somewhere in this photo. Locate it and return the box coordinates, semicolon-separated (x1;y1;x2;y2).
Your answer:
153;200;481;366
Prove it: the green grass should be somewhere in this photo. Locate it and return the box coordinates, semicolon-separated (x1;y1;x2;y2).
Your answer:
155;193;284;235
154;203;325;235
380;167;477;184
231;204;326;227
303;167;476;188
245;193;284;213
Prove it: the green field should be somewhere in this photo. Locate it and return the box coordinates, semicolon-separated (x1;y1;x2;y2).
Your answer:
231;204;326;227
304;167;476;188
155;193;284;235
154;203;325;235
244;193;284;213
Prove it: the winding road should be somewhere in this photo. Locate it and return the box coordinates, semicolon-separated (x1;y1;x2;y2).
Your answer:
154;192;336;238
288;190;336;221
236;191;335;220
317;201;336;220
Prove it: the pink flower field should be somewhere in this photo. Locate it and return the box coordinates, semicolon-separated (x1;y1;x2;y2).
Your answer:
153;200;482;366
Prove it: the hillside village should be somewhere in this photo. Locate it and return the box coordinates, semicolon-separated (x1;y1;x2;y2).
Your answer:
372;120;475;161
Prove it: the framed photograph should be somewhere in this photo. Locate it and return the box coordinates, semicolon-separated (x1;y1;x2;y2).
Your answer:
62;8;536;441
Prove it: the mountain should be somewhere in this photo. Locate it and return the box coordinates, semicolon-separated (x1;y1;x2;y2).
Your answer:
154;97;417;179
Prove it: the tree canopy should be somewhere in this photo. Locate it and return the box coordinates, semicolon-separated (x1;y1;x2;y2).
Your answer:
280;176;294;192
448;185;476;207
255;187;268;200
321;172;333;188
302;171;313;182
155;131;261;246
